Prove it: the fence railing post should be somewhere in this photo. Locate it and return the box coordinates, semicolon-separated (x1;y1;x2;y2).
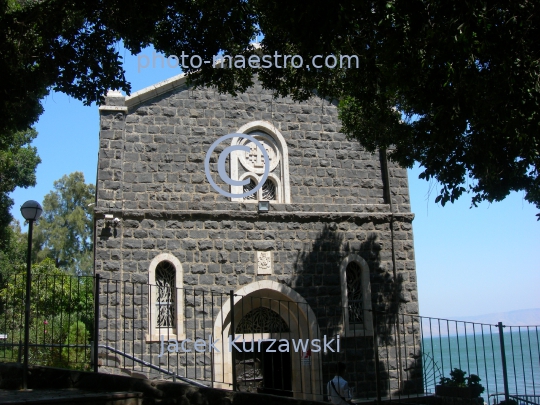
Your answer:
93;274;100;373
497;321;510;403
17;340;22;363
230;290;237;391
373;310;382;405
211;291;215;389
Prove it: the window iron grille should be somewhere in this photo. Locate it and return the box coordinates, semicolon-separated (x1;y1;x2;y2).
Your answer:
346;262;364;324
243;178;257;200
236;307;290;334
155;261;175;328
261;179;276;201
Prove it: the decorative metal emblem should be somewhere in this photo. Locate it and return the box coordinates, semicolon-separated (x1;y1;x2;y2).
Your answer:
236;307;290;334
204;133;269;199
246;143;269;168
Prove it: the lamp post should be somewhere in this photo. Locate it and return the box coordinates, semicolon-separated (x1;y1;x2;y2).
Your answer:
20;200;42;390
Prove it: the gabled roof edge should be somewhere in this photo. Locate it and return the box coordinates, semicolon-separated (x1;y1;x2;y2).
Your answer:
125;73;188;108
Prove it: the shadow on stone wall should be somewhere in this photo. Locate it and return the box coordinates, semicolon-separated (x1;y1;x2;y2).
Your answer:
291;222;422;399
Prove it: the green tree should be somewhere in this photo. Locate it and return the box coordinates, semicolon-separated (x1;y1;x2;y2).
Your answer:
0;128;41;246
0;0;257;136
0;0;129;135
191;0;540;215
1;0;539;217
0;258;92;319
0;258;94;368
33;172;95;275
0;0;254;236
0;220;26;283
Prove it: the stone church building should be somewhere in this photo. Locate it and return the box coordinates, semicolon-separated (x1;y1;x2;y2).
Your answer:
94;74;420;401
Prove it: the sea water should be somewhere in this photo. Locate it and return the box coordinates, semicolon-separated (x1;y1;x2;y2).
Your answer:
422;329;539;401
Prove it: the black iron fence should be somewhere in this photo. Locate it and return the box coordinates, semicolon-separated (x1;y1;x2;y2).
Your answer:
419;316;540;403
0;273;94;370
1;274;538;403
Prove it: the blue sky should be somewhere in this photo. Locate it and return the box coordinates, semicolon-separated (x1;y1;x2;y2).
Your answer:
10;47;539;319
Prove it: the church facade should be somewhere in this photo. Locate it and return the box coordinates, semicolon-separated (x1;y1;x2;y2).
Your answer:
94;74;420;400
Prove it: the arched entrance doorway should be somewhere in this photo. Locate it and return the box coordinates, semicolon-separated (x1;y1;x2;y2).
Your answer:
213;281;323;401
234;306;293;396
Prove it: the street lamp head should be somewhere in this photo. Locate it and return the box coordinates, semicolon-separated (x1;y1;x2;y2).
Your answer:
20;200;43;221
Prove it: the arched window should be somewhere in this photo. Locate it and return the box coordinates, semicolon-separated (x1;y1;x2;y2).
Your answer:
346;262;364;326
261;179;277;201
339;255;373;336
243;177;258;201
241;176;278;202
148;253;184;341
156;261;176;328
230;121;291;203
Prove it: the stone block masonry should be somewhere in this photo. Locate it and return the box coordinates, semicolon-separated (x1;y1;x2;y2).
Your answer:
94;75;420;399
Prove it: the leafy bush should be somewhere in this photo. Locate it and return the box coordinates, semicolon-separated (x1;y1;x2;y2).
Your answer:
498;400;518;405
0;259;93;369
439;368;485;394
61;321;90;370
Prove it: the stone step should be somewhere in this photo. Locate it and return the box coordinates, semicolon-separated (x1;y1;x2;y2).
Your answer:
0;389;143;405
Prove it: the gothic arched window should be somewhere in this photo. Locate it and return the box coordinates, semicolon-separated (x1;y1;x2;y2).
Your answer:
156;261;176;328
346;262;364;325
261;179;277;201
243;177;258;201
241;177;278;202
148;253;184;341
230;121;291;203
340;255;373;336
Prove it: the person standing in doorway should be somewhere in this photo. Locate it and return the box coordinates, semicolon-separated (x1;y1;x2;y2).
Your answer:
327;362;353;404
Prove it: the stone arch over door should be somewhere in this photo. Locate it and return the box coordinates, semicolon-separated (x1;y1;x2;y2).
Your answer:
213;280;322;401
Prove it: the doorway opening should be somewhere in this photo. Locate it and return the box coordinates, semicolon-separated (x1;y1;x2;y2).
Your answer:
235;341;293;397
212;280;324;400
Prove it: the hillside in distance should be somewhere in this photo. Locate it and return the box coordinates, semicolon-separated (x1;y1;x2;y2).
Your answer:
451;308;540;326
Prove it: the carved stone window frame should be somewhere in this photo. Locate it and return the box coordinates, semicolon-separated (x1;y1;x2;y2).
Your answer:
147;253;185;342
230;121;291;203
339;254;373;336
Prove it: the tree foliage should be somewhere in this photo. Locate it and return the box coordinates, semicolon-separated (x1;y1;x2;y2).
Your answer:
0;258;92;317
0;0;257;135
0;127;41;245
0;0;129;136
0;258;93;368
1;0;539;216
33;172;95;275
0;220;26;282
196;0;540;214
61;321;90;370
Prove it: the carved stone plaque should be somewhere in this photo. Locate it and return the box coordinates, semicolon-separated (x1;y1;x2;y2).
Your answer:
257;251;273;275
